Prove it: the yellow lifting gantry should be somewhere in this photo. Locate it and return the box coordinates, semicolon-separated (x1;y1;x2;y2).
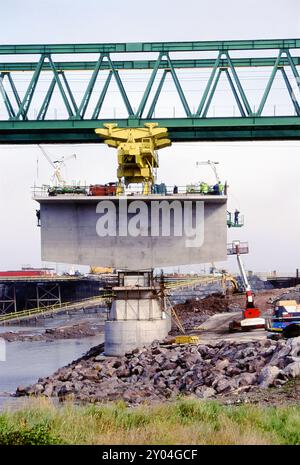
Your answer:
95;123;171;195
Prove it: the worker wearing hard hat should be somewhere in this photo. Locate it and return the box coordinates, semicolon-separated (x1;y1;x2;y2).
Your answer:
218;181;224;195
213;181;224;195
200;182;209;194
234;209;240;225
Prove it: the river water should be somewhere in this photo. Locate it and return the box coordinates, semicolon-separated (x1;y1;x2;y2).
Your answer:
0;317;105;409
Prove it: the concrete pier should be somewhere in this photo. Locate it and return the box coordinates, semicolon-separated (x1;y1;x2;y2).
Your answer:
105;272;171;356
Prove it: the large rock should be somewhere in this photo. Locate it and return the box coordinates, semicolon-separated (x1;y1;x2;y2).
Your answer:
16;385;30;396
226;365;242;376
215;359;230;371
258;365;280;388
289;337;300;358
270;344;291;366
236;373;257;387
214;377;236;393
195;386;216;398
58;381;74;397
43;384;54;397
283;361;300;378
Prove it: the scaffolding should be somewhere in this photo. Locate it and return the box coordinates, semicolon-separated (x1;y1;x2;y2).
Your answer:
0;283;17;314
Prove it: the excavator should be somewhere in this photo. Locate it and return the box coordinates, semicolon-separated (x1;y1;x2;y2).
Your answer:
228;241;265;332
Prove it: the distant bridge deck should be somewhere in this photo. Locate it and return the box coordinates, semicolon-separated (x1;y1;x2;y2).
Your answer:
0;275;86;283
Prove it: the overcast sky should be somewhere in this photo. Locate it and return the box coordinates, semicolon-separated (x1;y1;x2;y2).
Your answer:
0;0;299;274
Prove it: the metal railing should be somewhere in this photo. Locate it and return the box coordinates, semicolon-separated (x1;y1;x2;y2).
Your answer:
227;242;249;255
164;274;235;291
32;184;227;198
0;294;112;324
227;213;244;228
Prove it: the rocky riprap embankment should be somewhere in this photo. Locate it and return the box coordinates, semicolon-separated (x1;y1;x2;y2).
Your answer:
16;337;300;404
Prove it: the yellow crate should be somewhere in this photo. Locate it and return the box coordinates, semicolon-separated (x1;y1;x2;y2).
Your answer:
175;335;200;344
277;300;297;306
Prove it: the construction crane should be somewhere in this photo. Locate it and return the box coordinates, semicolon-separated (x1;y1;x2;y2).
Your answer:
196;160;220;183
95;123;171;195
228;241;265;331
38;145;76;186
196;160;243;227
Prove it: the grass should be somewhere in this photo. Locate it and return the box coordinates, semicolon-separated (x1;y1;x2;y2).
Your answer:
0;397;300;445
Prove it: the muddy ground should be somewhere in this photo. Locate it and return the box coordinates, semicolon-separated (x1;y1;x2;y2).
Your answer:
219;377;300;406
0;320;104;342
172;287;287;332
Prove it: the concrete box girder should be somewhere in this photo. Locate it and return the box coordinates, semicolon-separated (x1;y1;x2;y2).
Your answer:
35;195;227;269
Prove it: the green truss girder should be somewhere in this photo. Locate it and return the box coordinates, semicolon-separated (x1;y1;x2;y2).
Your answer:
0;38;299;54
0;39;298;143
1;57;300;72
0;117;299;143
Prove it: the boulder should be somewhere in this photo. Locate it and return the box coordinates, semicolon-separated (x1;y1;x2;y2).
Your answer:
161;361;177;371
116;367;130;378
289;337;300;358
258;365;280;388
236;373;257;387
226;365;242;376
16;385;30;396
214;378;235;394
43;384;54;397
283;361;300;378
215;359;230;371
58;381;74;396
32;383;44;395
270;344;291;365
195;386;216;398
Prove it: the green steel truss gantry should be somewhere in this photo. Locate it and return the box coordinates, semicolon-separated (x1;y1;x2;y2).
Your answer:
0;38;299;143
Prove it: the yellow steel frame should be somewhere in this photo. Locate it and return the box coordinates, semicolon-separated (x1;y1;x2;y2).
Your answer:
95;123;171;194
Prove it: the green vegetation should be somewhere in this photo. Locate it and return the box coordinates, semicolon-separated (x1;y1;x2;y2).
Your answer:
1;398;300;445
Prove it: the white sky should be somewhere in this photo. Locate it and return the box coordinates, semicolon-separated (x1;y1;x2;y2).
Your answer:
0;0;299;274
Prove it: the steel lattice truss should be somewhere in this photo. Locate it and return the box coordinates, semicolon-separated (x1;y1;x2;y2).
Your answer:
0;38;299;143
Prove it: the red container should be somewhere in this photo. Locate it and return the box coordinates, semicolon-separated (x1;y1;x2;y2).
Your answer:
105;184;117;195
89;184;117;196
0;270;46;277
89;185;106;196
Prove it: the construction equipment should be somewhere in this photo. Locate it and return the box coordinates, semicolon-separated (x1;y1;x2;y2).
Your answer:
196;160;221;183
38;145;76;186
95;123;171;195
265;300;300;338
90;266;114;274
228;241;265;331
174;335;200;344
227;210;244;228
88;183;117;196
195;159;227;195
221;272;239;294
48;185;87;196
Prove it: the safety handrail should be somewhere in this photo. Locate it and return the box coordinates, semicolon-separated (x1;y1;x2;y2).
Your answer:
31;184;227;197
0;294;112;324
